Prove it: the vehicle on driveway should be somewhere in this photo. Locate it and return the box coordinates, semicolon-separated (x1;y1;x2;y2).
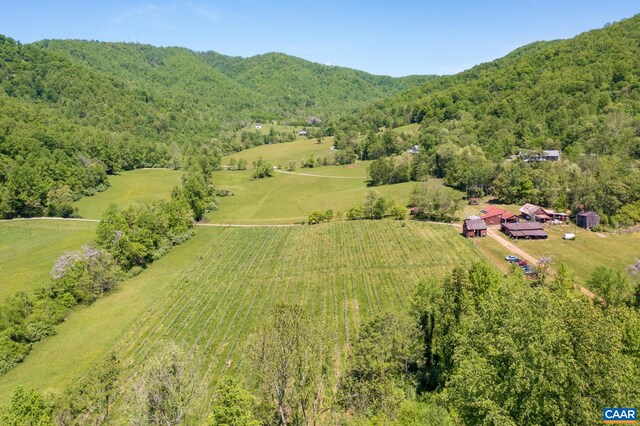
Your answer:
517;260;528;266
505;255;519;261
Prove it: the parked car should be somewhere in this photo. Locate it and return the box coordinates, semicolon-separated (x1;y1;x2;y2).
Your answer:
523;266;536;275
505;255;519;261
517;260;528;266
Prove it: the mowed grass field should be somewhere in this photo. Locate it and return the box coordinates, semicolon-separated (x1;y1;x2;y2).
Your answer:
74;169;182;219
210;166;433;224
224;137;336;167
0;221;484;420
0;219;97;299
213;139;457;224
516;225;640;284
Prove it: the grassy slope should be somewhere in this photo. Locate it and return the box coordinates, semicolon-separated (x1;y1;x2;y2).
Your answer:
0;220;97;299
213;139;454;223
0;221;483;420
74;169;182;219
225;137;336;166
0;227;214;403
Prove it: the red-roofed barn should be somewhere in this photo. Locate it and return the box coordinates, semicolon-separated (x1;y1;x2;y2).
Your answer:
480;206;517;225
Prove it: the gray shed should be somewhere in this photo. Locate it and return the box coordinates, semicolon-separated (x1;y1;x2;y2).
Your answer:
576;211;600;229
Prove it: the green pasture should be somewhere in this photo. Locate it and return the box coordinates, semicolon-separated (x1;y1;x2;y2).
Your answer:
0;219;97;300
0;227;215;404
0;221;483;420
210;165;450;224
74;169;182;219
516;225;640;284
389;123;420;134
224;137;336;167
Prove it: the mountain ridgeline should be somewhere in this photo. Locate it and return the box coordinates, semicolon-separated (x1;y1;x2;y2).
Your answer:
33;39;434;123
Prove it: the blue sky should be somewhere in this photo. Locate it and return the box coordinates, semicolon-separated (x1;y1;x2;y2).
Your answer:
1;1;638;76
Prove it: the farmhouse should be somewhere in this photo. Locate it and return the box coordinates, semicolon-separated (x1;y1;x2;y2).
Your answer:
519;203;548;221
480;206;517;225
519;203;568;223
576;211;600;229
501;222;548;239
462;218;487;238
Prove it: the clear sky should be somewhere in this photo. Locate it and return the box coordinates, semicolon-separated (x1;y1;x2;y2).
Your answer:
0;1;638;77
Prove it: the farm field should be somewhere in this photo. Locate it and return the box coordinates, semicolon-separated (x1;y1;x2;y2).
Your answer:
74;169;182;219
0;219;97;299
213;138;459;223
0;221;484;419
0;226;217;405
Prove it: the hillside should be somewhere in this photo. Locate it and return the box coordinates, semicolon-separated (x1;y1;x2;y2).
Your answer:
334;15;640;222
34;39;435;123
348;15;640;160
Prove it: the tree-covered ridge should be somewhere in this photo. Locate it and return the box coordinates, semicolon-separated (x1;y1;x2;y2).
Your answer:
35;40;435;124
348;15;640;160
202;51;434;118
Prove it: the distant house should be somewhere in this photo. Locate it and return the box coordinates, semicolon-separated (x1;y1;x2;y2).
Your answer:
576;211;600;229
543;150;561;161
407;145;420;154
298;130;308;136
480;206;517;225
501;222;548;239
522;150;561;162
463;218;487;238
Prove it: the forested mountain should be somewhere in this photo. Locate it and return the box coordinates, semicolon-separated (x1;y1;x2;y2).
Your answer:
202;51;432;118
35;40;434;123
346;15;640;159
0;35;432;218
336;15;640;224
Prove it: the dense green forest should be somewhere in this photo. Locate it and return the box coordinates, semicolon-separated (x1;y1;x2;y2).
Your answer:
334;15;640;224
0;35;431;218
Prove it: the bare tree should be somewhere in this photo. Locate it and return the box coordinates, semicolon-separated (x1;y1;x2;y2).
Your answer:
247;304;331;426
133;342;196;425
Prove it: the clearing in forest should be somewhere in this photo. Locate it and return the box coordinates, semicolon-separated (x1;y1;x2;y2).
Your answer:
73;168;183;219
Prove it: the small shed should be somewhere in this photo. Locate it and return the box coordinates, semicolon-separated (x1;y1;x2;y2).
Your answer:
576;211;600;229
463;219;487;238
